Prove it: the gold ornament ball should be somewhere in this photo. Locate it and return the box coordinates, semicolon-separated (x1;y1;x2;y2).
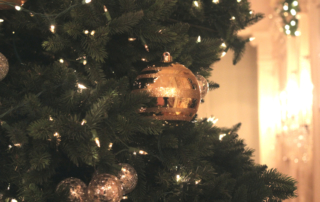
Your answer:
196;75;209;99
117;163;138;195
56;177;88;202
87;174;123;202
0;53;9;81
133;52;201;121
0;0;26;10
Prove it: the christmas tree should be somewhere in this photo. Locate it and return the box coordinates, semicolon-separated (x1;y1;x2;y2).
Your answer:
0;0;297;201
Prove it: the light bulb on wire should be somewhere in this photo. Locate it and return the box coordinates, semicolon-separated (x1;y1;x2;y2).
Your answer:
290;20;296;26
290;9;297;16
292;0;298;6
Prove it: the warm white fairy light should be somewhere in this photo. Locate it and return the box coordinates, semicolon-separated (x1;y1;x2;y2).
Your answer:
77;83;87;89
195;179;201;184
104;5;108;12
84;0;91;3
249;37;255;41
290;20;296;26
285;30;291;35
221;42;226;48
290;9;297;16
176;175;181;181
237;0;241;2
139;150;148;155
197;35;201;43
15;6;21;11
12;31;15;34
294;158;299;163
249;10;253;15
128;38;136;41
14;143;21;147
95;137;100;147
212;0;219;3
84;30;89;34
133;151;137;155
11;199;17;202
122;196;128;199
231;16;235;20
285;24;290;30
59;58;64;63
141;58;147;61
294;30;300;36
90;30;95;36
81;119;87;125
108;142;113;150
0;19;3;23
207;116;219;124
8;145;12;149
221;51;227;57
144;44;149;52
283;3;288;11
219;134;226;140
54;132;60;137
50;25;55;33
292;0;298;6
49;116;54;121
193;1;199;7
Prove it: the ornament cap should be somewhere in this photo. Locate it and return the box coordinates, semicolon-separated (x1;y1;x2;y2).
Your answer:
162;52;172;63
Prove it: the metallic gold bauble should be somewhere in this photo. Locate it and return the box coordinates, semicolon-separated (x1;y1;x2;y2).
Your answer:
56;177;88;202
87;174;123;202
196;75;209;99
0;53;9;81
0;0;26;10
133;52;201;121
117;163;138;195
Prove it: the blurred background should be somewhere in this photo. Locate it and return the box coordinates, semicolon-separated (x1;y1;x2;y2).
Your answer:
197;0;320;201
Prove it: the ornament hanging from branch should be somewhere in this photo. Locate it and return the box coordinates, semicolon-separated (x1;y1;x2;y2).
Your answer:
56;177;88;202
117;163;138;195
0;53;9;81
133;52;201;121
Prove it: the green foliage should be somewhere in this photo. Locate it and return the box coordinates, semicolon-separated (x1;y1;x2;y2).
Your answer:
0;0;296;201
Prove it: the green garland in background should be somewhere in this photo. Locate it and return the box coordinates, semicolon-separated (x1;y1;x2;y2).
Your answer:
280;0;300;36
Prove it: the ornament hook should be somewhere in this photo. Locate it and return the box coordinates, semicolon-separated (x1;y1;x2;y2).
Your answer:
162;52;172;63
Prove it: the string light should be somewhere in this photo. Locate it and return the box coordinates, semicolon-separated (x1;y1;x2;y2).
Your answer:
249;10;253;15
285;24;290;30
54;132;60;137
0;19;3;23
133;151;137;155
139;150;148;155
50;25;55;33
144;44;149;52
219;134;226;140
285;30;291;35
221;42;226;48
290;9;297;16
195;179;201;184
122;196;128;199
197;35;201;43
90;30;95;36
290;20;296;26
193;1;199;7
49;116;54;121
14;143;21;147
237;0;241;2
15;6;21;11
283;3;288;11
83;56;87;65
176;175;181;182
128;38;136;41
84;30;89;34
221;52;227;57
294;158;299;163
207;116;219;124
84;0;91;3
292;0;298;6
81;119;87;125
59;59;64;63
141;58;147;62
212;0;219;3
108;142;113;150
104;5;108;12
95;138;100;147
30;12;34;17
231;16;235;20
249;37;255;41
11;199;17;202
77;83;87;89
294;30;300;36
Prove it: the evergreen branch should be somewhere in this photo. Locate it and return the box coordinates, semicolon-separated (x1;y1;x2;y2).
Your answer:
167;18;218;33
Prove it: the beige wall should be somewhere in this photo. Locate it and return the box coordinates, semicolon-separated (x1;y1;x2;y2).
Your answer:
197;44;260;163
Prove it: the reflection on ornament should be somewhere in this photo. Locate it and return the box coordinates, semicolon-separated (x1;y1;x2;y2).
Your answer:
56;177;87;202
133;52;201;121
87;174;123;202
0;53;9;81
117;163;138;195
196;75;209;99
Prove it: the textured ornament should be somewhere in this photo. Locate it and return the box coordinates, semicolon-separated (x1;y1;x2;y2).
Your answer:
0;53;9;81
87;174;123;202
133;52;201;121
196;75;209;99
56;177;88;202
117;163;138;195
0;0;26;10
